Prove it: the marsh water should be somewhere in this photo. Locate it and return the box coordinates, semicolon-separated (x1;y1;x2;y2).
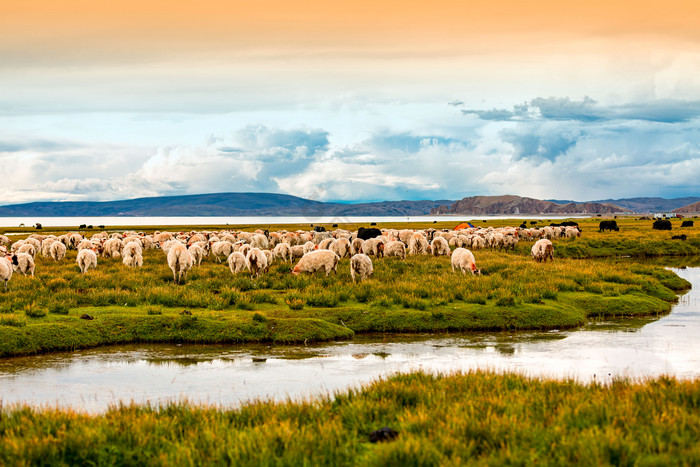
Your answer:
1;268;698;412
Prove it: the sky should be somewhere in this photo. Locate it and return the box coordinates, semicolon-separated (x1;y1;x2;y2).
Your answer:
1;0;699;205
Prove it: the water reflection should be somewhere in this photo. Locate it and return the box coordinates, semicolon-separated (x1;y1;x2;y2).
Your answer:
0;268;698;413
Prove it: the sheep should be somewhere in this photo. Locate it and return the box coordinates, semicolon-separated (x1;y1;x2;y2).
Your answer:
564;226;581;238
10;240;25;254
451;248;480;275
471;236;486;250
290;245;306;261
408;233;430;255
350;254;373;282
263;249;274;267
531;239;554;263
188;243;205;266
362;238;385;258
227;251;247;275
237;243;252;257
351;238;364;255
272;243;293;263
0;254;14;290
16;243;36;258
77;239;95;251
246;247;268;278
0;235;10;247
383;241;407;260
47;241;66;261
167;242;193;284
430;237;451;256
303;241;316;254
122;242;143;268
292;250;339;277
12;253;35;277
41;237;56;257
76;248;98;274
24;237;41;252
102;238;123;259
68;233;83;250
210;241;234;263
329;238;352;258
318;238;334;250
250;234;269;250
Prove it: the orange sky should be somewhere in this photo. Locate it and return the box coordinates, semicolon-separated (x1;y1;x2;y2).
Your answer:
4;0;700;61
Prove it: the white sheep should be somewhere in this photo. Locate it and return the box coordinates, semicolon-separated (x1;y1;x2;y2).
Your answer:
350;254;373;282
317;238;334;250
0;235;10;247
430;237;451;256
16;243;37;258
383;241;407;260
227;251;247;275
532;239;554;263
329;238;352;258
351;238;364;255
451;248;480;275
12;253;35;277
246;247;268;278
41;237;56;257
290;245;306;261
292;250;339;277
102;238;123;259
122;242;144;268
408;233;430;255
361;238;385;258
303;241;316;254
210;241;233;263
272;243;292;263
76;248;98;274
49;241;67;261
167;242;193;284
250;234;269;250
0;254;14;290
188;243;205;266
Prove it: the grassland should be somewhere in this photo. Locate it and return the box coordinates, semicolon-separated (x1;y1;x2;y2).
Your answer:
1;370;698;465
0;216;696;356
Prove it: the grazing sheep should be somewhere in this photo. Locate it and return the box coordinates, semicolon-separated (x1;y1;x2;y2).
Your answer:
329;238;352;258
292;250;339;277
49;241;67;261
188;243;205;266
122;242;144;268
237;243;252;257
1;254;14;290
303;241;316;254
531;239;554;263
383;241;406;260
350;254;373;282
227;251;247;275
451;248;480;275
430;237;451;256
408;233;430;255
564;226;581;238
471;236;486;250
76;249;98;274
16;243;36;258
77;239;95;251
102;238;123;259
317;238;334;250
210;241;234;263
272;243;293;263
263;249;274;267
290;245;306;261
167;242;193;284
351;238;364;255
41;238;56;257
0;235;11;247
250;234;269;250
246;247;268;278
10;240;25;254
13;253;35;276
362;238;385;258
68;233;83;250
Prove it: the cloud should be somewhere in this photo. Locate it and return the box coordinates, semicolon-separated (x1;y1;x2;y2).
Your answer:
461;97;700;123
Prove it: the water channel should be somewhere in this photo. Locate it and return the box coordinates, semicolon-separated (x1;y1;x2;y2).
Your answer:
1;268;698;413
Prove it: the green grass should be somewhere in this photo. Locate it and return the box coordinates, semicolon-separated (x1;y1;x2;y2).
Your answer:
1;371;698;465
0;218;695;356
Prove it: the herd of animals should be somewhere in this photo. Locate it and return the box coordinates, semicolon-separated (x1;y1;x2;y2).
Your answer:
0;223;581;291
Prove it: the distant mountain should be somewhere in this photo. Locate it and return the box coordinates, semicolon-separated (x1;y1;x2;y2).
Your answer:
431;195;623;215
0;193;454;217
673;201;700;214
594;197;700;213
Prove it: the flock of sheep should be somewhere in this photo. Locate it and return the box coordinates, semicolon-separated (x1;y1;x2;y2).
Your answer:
0;224;576;290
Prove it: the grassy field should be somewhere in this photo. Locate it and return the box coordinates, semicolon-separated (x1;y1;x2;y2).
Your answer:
1;370;698;465
0;217;696;356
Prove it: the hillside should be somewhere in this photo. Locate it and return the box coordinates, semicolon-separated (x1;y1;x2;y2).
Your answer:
596;197;700;213
431;195;623;215
673;201;700;214
0;193;453;217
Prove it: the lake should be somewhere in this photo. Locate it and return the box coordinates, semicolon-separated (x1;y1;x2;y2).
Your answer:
0;267;697;413
0;215;587;228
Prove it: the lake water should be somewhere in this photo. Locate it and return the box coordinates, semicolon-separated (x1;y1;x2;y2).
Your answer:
0;215;586;228
0;267;697;413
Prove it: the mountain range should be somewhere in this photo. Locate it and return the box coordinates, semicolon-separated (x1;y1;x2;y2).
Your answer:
0;193;697;217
